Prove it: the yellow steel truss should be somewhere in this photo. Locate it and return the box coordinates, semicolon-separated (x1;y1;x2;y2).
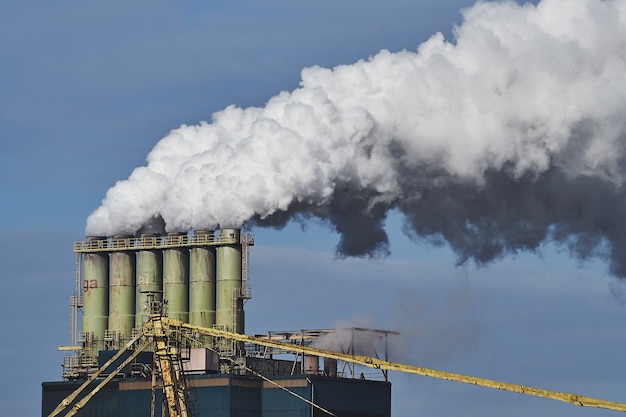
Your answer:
50;315;626;417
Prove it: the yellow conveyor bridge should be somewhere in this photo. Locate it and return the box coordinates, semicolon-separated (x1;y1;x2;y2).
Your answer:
49;310;626;417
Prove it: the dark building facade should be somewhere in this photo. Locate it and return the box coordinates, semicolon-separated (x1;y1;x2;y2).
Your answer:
42;374;391;417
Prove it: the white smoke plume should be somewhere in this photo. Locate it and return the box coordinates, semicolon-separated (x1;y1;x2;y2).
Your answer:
87;0;626;275
311;323;392;360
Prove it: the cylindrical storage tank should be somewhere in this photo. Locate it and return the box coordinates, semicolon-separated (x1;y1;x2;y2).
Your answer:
82;236;109;352
304;355;319;374
190;231;216;331
108;235;135;343
163;232;189;322
216;228;243;333
135;233;163;329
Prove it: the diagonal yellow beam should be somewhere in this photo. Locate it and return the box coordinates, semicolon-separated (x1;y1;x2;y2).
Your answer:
174;319;626;413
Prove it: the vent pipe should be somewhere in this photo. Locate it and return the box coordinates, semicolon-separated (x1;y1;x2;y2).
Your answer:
324;358;338;377
304;355;320;375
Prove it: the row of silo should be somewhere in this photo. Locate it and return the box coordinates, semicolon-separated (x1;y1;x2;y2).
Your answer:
80;229;246;352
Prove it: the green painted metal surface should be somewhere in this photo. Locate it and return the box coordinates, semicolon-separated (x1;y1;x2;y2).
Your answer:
163;239;189;322
216;229;243;334
108;250;135;341
135;244;163;329
190;241;216;335
82;240;109;351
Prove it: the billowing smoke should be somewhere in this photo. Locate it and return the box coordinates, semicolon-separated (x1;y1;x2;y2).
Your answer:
87;0;626;276
311;290;477;365
311;327;383;357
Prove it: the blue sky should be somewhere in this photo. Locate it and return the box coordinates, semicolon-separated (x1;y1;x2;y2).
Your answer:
2;1;626;416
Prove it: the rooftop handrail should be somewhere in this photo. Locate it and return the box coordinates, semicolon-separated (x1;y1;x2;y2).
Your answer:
74;231;253;252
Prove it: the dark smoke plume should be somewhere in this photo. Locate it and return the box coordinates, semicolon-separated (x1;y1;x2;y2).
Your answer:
87;0;626;276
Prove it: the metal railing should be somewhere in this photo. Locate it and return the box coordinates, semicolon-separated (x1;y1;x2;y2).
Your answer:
74;231;254;253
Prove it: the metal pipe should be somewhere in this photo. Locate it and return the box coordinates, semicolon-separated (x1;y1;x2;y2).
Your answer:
304;355;319;374
323;358;338;377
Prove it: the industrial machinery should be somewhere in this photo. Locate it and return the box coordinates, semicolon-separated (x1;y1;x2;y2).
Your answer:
62;229;253;379
48;298;189;417
43;229;626;416
47;297;395;417
45;229;395;417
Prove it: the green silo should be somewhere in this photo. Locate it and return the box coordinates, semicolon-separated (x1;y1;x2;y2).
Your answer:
135;234;163;329
82;236;109;352
108;235;135;345
163;232;189;322
216;229;244;334
190;231;216;334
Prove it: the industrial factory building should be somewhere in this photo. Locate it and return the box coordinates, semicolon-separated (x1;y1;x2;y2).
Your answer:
43;374;390;416
42;229;393;417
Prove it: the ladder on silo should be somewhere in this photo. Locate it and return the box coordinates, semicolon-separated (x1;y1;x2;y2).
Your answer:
240;240;252;300
63;254;83;377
